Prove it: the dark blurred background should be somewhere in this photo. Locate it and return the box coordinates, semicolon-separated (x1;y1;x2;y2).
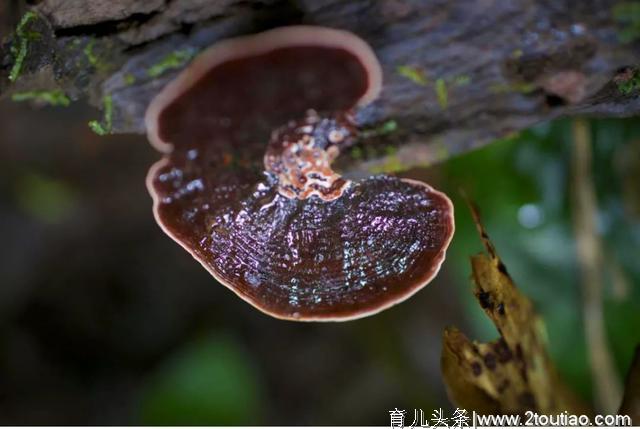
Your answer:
0;2;639;425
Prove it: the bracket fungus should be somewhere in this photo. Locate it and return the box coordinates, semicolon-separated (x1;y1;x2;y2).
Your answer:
145;26;454;321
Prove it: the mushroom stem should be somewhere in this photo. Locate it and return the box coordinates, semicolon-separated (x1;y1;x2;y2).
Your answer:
264;110;356;201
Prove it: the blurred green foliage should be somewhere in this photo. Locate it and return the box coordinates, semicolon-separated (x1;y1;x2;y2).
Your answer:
613;2;640;43
441;118;640;400
15;172;77;224
139;334;265;425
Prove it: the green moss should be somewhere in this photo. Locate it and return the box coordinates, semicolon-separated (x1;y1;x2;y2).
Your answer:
616;69;640;95
88;121;108;135
123;73;136;85
378;119;398;134
88;95;113;136
369;155;406;174
489;82;537;94
511;48;523;59
396;65;428;86
148;49;197;78
613;2;640;42
435;78;448;109
362;119;398;139
453;75;471;87
8;11;39;82
82;38;116;72
83;39;99;67
397;67;471;104
12;90;70;106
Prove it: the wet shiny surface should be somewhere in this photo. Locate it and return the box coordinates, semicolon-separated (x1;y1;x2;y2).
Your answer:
148;42;454;319
152;167;453;319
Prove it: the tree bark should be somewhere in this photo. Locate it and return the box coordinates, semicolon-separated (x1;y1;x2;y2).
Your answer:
1;0;639;174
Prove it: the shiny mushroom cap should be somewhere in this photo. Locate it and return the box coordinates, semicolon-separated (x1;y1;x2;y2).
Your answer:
145;26;454;321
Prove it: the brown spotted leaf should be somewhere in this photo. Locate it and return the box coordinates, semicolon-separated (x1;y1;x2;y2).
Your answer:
441;202;589;415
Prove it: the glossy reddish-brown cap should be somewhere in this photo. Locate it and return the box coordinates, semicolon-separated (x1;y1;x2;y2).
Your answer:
145;26;454;321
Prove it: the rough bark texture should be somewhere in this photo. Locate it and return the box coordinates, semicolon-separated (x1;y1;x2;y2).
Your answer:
1;0;639;174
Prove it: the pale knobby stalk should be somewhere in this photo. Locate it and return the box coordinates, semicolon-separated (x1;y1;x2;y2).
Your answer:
571;118;622;414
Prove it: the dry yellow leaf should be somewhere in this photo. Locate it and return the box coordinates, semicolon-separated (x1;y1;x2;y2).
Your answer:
441;202;589;415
